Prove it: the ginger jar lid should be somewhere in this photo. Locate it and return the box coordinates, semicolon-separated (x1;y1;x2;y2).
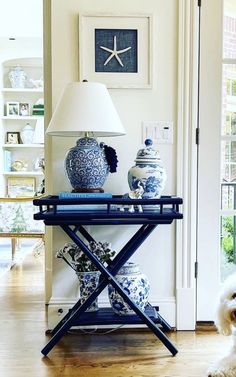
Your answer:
134;139;161;164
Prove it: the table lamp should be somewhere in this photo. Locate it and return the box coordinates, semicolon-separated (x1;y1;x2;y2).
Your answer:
46;81;126;192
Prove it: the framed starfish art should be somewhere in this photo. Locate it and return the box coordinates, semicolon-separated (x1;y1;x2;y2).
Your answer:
79;14;152;88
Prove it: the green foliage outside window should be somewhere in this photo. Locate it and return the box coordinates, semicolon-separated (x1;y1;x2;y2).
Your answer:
221;216;235;263
226;78;236;96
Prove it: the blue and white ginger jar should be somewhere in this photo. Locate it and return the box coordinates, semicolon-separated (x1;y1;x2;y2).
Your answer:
108;262;150;316
128;139;167;199
65;137;109;191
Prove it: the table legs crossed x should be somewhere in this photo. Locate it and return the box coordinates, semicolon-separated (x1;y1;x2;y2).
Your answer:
41;224;178;357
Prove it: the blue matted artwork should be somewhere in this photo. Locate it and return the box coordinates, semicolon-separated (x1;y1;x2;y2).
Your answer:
95;29;137;73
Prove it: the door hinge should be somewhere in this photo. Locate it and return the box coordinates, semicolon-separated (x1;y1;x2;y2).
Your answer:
195;261;198;278
196;128;200;145
198;0;201;7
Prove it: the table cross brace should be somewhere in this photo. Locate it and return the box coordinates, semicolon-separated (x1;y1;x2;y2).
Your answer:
41;224;178;357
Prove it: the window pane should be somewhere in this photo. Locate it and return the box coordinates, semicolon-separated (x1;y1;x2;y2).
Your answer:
223;0;236;59
222;65;236;135
221;215;236;281
221;184;236;209
221;141;236;181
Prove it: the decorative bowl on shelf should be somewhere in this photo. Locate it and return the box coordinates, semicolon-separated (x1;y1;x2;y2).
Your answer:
11;160;28;172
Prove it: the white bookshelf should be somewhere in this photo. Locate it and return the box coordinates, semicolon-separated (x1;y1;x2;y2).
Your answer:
1;57;44;197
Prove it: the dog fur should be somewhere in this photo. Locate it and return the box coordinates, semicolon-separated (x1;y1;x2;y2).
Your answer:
207;273;236;376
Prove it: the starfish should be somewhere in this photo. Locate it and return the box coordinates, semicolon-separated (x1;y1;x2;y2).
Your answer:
100;35;131;67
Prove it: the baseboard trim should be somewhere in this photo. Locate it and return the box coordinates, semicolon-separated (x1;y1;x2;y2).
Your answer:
176;288;196;330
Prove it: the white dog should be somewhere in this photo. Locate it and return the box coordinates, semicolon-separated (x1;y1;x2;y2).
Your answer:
207;273;236;377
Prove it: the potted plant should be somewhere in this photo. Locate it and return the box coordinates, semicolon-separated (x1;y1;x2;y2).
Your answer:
56;241;115;311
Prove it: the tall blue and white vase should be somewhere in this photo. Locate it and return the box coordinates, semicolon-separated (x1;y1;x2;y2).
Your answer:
128;139;167;198
76;271;100;312
108;262;150;316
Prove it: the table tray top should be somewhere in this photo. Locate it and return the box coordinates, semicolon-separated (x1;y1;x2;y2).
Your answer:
33;195;183;226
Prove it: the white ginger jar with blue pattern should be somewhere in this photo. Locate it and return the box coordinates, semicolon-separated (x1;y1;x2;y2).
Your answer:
108;262;150;316
65;137;109;191
128;139;167;199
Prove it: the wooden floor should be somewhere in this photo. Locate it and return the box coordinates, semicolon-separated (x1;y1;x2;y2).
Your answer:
0;251;228;377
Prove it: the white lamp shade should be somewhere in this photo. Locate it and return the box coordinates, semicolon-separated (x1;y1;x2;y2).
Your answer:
46;82;126;137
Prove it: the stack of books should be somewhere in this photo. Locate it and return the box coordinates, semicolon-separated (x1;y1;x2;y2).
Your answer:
57;192;113;211
32;104;44;116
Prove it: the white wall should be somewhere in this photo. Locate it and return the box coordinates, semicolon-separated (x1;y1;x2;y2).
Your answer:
0;0;43;38
49;0;179;327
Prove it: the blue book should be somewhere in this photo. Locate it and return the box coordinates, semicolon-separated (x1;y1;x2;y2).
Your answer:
57;204;116;211
59;192;112;199
4;150;12;171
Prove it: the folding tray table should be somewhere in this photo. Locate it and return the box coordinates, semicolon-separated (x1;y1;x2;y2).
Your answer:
33;195;183;356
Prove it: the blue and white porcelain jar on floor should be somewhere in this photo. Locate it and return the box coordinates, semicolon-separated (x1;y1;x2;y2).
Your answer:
76;271;100;312
128;139;167;198
108;262;150;315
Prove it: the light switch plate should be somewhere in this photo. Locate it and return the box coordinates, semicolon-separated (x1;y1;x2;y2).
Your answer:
142;121;173;144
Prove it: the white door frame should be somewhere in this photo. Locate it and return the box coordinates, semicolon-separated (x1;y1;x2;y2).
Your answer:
197;0;223;321
176;0;199;330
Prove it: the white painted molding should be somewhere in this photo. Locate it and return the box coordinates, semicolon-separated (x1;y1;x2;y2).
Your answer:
176;0;199;330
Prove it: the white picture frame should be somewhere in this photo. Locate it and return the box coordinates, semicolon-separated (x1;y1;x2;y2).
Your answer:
7;177;36;198
19;102;30;116
6;102;19;116
79;13;152;89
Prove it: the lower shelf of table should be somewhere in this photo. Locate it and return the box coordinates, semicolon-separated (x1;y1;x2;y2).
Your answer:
68;306;164;327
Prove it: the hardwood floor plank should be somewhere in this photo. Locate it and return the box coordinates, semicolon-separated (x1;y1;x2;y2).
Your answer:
0;252;228;376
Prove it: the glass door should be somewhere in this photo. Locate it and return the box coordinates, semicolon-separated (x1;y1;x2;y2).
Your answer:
197;0;236;321
220;1;236;280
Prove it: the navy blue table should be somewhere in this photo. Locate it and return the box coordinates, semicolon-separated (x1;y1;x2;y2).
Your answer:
33;195;183;356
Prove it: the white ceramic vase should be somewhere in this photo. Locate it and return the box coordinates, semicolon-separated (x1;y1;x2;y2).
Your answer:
9;65;27;88
20;123;34;144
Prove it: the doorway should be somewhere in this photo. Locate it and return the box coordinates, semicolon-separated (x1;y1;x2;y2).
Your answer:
197;0;236;321
0;1;44;281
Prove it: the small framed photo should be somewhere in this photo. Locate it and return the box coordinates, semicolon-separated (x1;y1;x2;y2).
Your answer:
6;131;21;144
7;177;36;198
19;102;30;116
79;13;152;88
6;102;19;116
